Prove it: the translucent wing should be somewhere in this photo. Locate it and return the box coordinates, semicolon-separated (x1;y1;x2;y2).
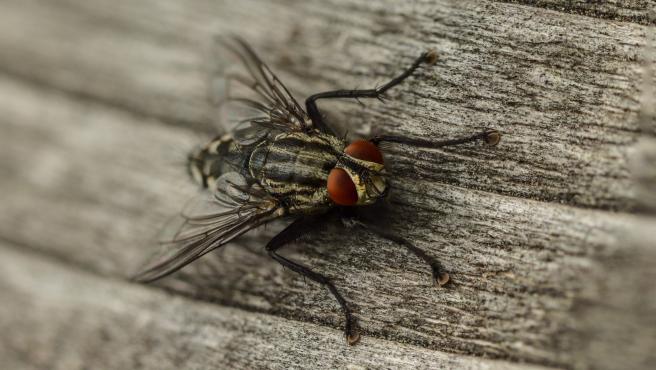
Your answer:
132;172;282;283
209;36;312;143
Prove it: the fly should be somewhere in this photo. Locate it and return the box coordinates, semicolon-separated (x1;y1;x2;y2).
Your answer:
133;37;501;345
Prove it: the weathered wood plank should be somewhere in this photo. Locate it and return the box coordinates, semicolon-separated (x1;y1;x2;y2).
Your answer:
0;72;650;367
633;138;656;211
569;218;656;370
497;0;656;25
570;31;656;370
0;244;555;370
632;30;656;212
0;0;649;209
0;1;654;369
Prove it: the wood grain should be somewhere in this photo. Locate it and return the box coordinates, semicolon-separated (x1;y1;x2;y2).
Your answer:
569;217;656;370
0;0;649;209
497;0;656;25
0;64;649;368
0;243;554;370
0;0;654;369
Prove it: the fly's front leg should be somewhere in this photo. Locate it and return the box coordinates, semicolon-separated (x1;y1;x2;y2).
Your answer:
266;216;360;345
351;219;450;287
306;50;439;129
371;129;501;149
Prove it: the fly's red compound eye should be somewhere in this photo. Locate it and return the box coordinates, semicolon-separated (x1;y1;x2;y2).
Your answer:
327;168;358;206
344;140;384;164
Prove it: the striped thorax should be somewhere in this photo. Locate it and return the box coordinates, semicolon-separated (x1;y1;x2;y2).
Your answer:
249;131;344;214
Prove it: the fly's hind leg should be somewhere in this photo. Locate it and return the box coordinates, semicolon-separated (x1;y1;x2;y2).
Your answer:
353;220;450;287
305;50;438;130
266;216;360;345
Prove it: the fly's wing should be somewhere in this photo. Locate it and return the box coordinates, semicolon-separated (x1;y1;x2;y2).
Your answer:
132;172;282;283
209;36;312;144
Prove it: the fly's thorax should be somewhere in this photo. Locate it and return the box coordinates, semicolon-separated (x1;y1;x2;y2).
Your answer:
248;131;344;214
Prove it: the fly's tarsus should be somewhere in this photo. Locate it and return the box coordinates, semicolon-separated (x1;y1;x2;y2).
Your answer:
484;129;502;146
423;49;439;65
345;318;361;345
434;270;451;287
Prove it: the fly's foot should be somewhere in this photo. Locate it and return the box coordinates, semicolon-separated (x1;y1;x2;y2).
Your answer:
431;266;450;287
484;129;501;146
345;316;361;345
423;49;439;65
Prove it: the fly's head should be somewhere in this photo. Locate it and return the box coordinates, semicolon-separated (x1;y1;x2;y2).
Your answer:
327;140;388;206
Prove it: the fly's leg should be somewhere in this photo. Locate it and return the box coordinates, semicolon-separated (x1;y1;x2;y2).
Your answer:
353;220;450;287
371;129;501;148
305;50;438;129
266;216;360;345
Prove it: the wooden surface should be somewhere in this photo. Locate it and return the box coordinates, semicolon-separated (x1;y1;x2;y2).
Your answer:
499;0;656;24
0;1;654;369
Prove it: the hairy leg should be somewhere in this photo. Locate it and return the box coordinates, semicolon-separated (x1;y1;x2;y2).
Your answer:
306;50;438;130
346;218;450;287
371;129;501;148
266;216;360;344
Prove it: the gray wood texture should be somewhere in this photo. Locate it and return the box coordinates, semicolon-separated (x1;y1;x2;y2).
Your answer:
0;1;654;369
0;243;554;370
499;0;656;25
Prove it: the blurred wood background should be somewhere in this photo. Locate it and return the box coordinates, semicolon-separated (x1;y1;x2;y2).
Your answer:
0;1;654;369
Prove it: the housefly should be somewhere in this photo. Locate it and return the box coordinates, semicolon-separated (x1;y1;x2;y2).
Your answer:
133;37;501;345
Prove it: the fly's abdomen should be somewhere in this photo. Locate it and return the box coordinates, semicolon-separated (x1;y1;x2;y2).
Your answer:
188;134;249;188
249;132;342;212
